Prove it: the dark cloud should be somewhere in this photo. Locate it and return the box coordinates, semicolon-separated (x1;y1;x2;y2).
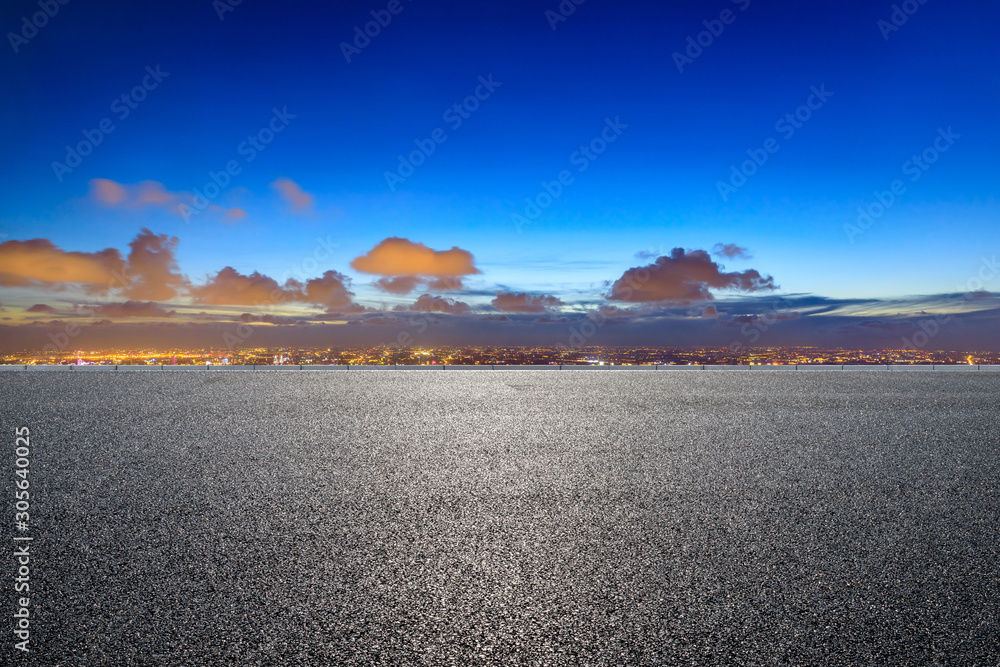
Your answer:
27;304;57;313
402;294;472;314
597;305;639;318
607;248;776;304
724;312;800;326
355;316;404;325
492;292;564;313
712;243;751;259
4;304;999;353
93;301;177;318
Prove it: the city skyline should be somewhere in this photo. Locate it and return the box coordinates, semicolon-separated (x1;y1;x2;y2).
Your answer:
2;1;998;353
5;344;997;368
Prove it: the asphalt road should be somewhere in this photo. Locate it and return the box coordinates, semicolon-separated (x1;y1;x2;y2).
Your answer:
2;372;998;665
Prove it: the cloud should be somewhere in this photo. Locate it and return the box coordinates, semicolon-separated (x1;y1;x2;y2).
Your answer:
702;305;718;318
607;248;776;304
401;294;472;314
354;316;403;326
271;178;314;212
596;305;639;318
190;266;366;313
712;243;751;259
121;228;188;301
92;301;177;318
237;313;298;325
492;292;564;313
721;312;800;327
189;267;300;306
89;179;244;222
0;238;124;291
27;304;57;313
351;237;480;294
0;229;191;299
372;276;421;295
91;178;127;204
302;271;365;312
425;276;466;291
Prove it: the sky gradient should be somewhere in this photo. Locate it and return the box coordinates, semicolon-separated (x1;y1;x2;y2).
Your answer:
1;0;998;352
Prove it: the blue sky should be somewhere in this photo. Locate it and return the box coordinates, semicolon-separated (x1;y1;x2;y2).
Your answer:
1;0;998;351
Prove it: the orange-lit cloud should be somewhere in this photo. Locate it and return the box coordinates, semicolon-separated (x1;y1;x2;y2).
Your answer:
492;291;564;313
89;178;245;222
271;178;314;212
608;248;776;304
121;229;188;301
0;238;124;291
373;276;421;294
91;178;127;204
190;267;301;306
0;230;189;300
27;303;57;313
351;237;480;293
302;271;365;312
191;266;366;312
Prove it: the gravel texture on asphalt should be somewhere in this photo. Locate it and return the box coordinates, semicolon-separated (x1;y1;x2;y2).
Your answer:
1;372;998;665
